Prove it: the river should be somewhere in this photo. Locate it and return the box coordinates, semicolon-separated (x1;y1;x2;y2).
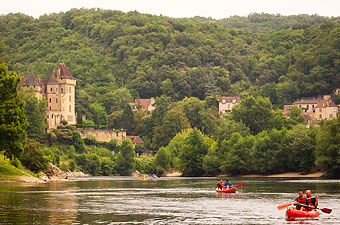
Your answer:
0;177;339;224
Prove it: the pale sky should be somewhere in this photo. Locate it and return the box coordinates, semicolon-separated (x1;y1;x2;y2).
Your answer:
1;0;340;19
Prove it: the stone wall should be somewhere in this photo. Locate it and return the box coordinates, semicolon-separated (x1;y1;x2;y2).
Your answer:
77;128;126;144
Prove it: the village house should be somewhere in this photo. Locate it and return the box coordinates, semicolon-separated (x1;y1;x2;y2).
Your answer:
130;97;156;112
19;63;76;129
284;94;339;123
219;96;240;114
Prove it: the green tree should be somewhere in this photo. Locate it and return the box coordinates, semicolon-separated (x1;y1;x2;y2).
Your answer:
115;138;135;175
152;107;190;149
154;147;171;174
231;96;274;134
288;106;305;125
20;139;48;172
0;62;27;159
20;88;47;142
315;116;340;178
91;102;107;126
179;128;210;176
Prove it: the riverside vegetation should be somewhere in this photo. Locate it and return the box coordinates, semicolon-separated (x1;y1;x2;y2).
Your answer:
0;10;340;179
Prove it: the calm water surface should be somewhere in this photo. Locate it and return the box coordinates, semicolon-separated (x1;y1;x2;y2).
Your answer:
0;177;339;224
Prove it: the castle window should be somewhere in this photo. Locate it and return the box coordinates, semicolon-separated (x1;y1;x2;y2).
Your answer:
69;87;71;93
69;95;71;102
56;88;58;93
68;115;73;121
69;105;71;112
51;88;53;92
49;106;51;110
52;115;54;119
56;99;58;103
47;115;49;118
61;88;63;93
49;98;51;103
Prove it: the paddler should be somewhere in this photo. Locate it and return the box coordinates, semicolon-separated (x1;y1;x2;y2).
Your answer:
216;180;223;190
223;180;233;189
292;190;307;211
305;190;318;211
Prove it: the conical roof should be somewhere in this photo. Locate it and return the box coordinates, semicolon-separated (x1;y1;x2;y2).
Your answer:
55;63;75;79
47;73;59;85
24;71;39;86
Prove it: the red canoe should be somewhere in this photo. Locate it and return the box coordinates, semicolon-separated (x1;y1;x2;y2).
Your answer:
216;187;236;193
285;209;320;220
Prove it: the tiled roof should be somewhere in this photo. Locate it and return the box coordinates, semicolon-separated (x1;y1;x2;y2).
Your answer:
219;96;240;103
53;63;75;80
127;136;144;145
47;73;59;85
315;100;338;108
24;71;39;86
130;99;153;109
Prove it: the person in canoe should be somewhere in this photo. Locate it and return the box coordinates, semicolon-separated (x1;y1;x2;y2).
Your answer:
305;190;318;211
216;180;223;190
292;190;307;211
223;180;233;189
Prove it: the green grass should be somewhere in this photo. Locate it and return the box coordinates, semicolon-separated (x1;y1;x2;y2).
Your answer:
0;153;37;181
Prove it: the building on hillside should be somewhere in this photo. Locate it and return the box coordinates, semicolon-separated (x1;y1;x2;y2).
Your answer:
127;136;145;147
283;95;339;124
19;63;76;129
314;100;338;120
130;98;156;112
219;96;240;114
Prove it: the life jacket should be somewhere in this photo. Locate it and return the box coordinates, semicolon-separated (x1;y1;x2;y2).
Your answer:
306;198;315;211
296;197;306;210
217;182;223;189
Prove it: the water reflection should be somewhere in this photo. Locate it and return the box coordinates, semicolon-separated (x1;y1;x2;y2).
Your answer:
0;177;339;224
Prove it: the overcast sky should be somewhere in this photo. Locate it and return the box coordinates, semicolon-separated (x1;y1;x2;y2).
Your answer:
1;0;340;19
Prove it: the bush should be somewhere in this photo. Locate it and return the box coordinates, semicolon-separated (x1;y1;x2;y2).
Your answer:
59;162;70;171
20;139;48;172
84;134;96;145
135;156;155;174
10;157;22;168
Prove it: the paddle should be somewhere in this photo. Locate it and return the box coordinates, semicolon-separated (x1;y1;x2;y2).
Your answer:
277;203;293;210
299;204;332;214
235;184;243;187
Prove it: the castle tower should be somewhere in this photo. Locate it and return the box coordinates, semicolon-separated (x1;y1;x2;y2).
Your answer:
53;63;77;125
22;71;41;99
46;73;62;129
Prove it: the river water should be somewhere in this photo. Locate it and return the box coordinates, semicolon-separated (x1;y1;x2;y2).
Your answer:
0;177;339;224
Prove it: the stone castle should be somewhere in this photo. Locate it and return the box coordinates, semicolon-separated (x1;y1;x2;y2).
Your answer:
19;63;76;129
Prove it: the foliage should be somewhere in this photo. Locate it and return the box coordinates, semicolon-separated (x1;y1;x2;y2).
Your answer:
0;62;27;159
154;147;171;174
115;139;135;175
135;156;155;174
20;139;48;172
179;128;210;176
316;115;340;178
19;88;47;142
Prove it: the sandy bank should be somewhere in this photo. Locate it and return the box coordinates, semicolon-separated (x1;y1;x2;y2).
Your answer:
165;171;183;177
241;172;324;178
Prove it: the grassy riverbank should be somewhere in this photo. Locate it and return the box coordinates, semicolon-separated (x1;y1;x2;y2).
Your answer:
0;154;40;183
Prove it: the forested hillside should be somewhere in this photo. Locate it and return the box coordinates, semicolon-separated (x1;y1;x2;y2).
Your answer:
1;9;340;109
1;9;340;178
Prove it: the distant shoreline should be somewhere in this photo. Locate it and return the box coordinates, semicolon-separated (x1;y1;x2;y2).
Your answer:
240;172;324;178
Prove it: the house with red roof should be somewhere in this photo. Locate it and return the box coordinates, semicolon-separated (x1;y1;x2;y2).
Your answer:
130;97;156;112
218;96;240;114
314;99;338;121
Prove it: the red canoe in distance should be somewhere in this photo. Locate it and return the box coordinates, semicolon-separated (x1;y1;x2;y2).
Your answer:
285;209;320;220
216;187;236;193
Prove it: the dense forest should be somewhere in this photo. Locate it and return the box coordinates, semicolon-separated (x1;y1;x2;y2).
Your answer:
1;10;340;178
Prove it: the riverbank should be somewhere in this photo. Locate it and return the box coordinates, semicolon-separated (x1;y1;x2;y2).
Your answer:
240;172;324;178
